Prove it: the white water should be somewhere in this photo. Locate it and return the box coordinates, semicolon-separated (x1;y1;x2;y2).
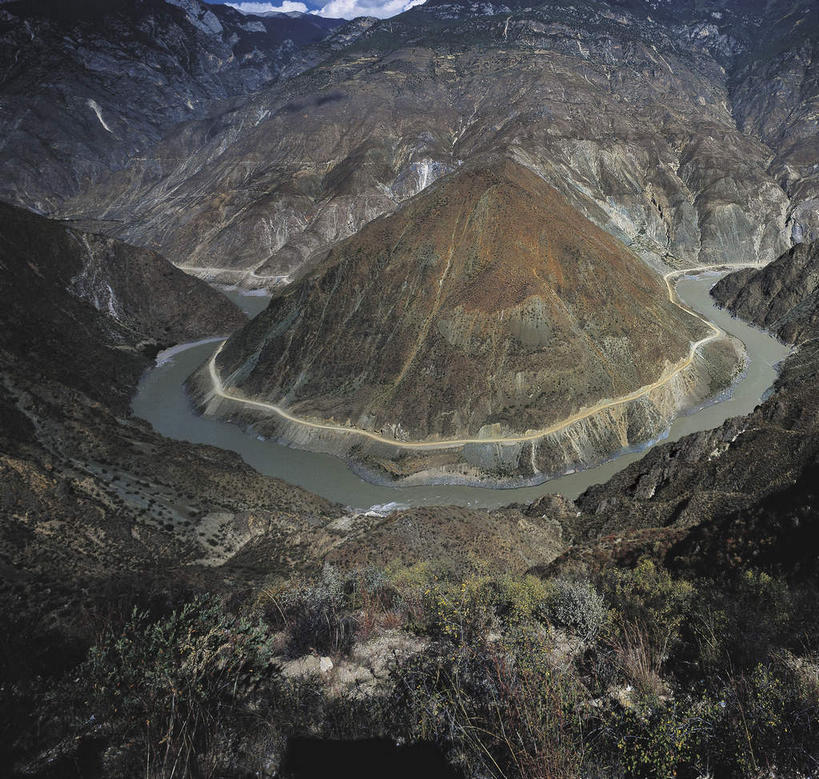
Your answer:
132;275;791;511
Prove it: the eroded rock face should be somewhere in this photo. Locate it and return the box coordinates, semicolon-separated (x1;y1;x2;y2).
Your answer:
0;0;349;210
44;0;817;285
730;28;819;246
712;238;819;344
214;159;706;440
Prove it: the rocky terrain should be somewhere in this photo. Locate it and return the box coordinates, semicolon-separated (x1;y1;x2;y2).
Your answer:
0;203;566;591
712;237;819;343
0;202;245;404
0;0;353;209
0;0;813;289
537;238;819;574
29;0;812;287
3;222;817;777
1;2;818;776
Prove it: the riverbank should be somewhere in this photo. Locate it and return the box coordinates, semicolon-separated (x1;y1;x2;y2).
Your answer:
133;271;791;507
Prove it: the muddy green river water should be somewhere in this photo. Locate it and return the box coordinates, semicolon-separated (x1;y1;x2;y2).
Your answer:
132;274;791;511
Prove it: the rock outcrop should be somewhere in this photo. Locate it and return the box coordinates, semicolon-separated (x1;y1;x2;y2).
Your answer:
711;238;819;343
0;202;244;409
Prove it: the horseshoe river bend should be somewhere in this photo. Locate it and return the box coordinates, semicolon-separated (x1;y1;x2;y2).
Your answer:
132;272;791;512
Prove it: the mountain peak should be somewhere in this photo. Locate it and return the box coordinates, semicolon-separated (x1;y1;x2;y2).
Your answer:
216;158;708;442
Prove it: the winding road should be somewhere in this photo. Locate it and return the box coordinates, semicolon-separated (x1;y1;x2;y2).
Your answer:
176;264;291;286
204;263;763;451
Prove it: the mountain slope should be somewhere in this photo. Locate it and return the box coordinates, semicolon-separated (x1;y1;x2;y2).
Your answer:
0;0;350;209
711;238;819;343
0;202;565;663
547;240;819;564
0;202;244;410
50;0;819;287
211;159;713;451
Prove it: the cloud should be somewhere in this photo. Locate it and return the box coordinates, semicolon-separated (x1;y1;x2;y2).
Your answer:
222;0;427;20
312;0;425;18
226;1;310;14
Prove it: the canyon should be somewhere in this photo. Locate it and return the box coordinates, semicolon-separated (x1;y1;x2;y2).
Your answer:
0;0;818;776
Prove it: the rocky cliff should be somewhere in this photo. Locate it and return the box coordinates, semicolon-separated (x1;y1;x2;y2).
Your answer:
0;202;244;409
40;0;815;287
711;238;819;343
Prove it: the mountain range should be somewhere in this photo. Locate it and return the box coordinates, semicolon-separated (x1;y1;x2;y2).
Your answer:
2;0;816;289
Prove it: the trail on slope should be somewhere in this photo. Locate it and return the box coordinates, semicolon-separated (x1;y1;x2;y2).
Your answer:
205;263;760;451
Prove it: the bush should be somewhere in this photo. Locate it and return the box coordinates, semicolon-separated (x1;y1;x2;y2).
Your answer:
705;656;819;776
495;575;550;626
421;575;498;644
600;559;693;692
686;570;792;673
277;567;358;656
542;577;606;642
348;566;395;608
599;697;703;778
326;566;405;640
393;632;585;779
81;596;275;777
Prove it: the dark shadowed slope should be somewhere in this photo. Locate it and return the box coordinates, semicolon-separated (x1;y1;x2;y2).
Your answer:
0;202;244;408
712;238;819;344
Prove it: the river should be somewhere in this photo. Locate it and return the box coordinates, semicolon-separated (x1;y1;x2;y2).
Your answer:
131;274;791;511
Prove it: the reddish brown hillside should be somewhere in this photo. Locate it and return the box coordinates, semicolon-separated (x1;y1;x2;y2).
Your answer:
217;159;706;439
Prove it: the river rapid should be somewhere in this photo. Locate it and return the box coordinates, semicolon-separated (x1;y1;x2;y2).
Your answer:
131;274;791;511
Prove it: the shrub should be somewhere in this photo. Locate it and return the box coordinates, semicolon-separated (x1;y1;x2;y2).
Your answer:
601;560;693;690
542;577;606;642
345;566;404;639
600;697;702;778
706;657;819;776
278;567;357;656
81;596;275;777
386;561;440;629
602;560;693;641
421;575;498;644
348;566;400;614
495;575;550;627
687;570;792;673
393;632;585;779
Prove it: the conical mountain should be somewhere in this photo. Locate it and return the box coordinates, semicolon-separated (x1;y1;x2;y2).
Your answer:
216;159;707;440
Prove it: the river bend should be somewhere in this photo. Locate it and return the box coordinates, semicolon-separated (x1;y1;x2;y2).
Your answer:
132;274;790;510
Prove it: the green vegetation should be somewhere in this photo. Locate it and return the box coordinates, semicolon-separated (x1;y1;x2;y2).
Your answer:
2;559;818;777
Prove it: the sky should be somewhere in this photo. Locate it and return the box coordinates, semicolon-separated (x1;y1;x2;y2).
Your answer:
208;0;427;20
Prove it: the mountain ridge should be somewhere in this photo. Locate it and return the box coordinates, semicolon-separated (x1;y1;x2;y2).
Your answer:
43;0;816;286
